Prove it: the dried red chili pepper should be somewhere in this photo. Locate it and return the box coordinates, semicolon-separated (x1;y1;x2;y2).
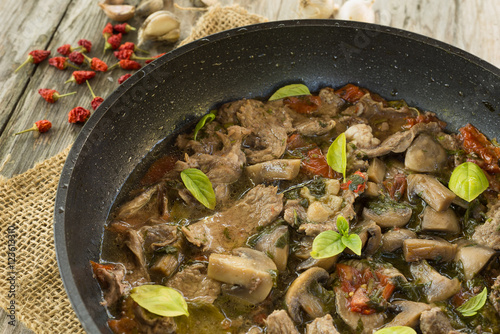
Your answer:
118;42;149;54
65;70;96;84
109;59;142;70
118;73;132;84
145;53;166;64
68;51;85;65
114;23;136;34
15;50;51;73
81;54;108;72
38;88;76;103
78;39;92;53
335;84;368;103
114;49;134;60
68;106;91;123
57;44;78;56
48;57;79;70
104;33;123;51
14;120;52;135
86;80;104;110
102;23;113;40
284;95;322;114
459;123;500;173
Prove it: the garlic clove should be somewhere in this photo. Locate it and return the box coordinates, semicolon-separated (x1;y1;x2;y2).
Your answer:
298;0;337;19
138;10;181;45
98;4;136;22
336;0;375;23
136;0;164;17
102;0;125;5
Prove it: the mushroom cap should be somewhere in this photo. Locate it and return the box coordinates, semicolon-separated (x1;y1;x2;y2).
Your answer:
284;267;329;322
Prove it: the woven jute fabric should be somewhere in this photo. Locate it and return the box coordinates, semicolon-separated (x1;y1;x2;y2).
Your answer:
179;4;268;46
0;147;84;334
0;6;268;334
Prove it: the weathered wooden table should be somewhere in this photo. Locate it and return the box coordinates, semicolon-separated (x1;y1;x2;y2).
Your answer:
0;0;498;332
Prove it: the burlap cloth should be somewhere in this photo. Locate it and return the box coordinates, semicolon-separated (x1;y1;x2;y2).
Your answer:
0;5;267;334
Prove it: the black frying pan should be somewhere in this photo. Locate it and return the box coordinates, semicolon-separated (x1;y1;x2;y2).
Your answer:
54;20;500;333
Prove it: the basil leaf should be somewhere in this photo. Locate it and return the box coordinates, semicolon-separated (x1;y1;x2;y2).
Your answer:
269;84;311;101
193;110;216;141
449;162;489;202
130;285;189;317
327;133;347;180
341;234;362;256
336;215;349;236
457;287;487;317
373;326;417;334
310;230;344;259
180;168;216;210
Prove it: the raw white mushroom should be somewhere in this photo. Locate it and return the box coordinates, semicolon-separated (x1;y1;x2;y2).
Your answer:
336;0;375;23
138;10;181;45
298;0;338;19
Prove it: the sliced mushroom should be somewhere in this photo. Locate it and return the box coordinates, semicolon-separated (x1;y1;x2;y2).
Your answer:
207;248;277;304
407;174;456;212
362;205;412;228
254;225;289;271
334;286;385;334
385;300;432;328
410;260;461;303
246;159;301;184
403;238;457;262
285;267;330;322
296;255;338;272
455;242;495;280
421;206;460;234
306;314;340;334
353;220;382;256
381;229;417;252
367;158;386;183
405;134;447;172
364;181;381;197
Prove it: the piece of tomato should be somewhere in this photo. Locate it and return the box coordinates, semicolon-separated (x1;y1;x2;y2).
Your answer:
140;155;178;185
334;84;367;103
459;123;500;173
284;95;322;114
302;147;337;179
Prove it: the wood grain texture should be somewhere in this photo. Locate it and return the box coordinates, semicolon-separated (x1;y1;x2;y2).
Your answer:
0;0;499;332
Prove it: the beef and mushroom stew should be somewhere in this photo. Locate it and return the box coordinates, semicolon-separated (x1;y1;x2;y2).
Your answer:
93;83;500;334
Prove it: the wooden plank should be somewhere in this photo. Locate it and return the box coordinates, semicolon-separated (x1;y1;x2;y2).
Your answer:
373;0;500;67
0;0;71;133
0;0;178;178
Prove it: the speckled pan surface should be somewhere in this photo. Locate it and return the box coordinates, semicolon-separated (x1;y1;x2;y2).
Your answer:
54;20;500;333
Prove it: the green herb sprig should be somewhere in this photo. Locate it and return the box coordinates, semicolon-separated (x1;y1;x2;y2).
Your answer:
193;110;217;141
373;326;416;334
326;133;347;181
457;287;488;317
448;162;489;202
130;285;189;317
180;168;216;210
310;216;362;259
269;83;311;101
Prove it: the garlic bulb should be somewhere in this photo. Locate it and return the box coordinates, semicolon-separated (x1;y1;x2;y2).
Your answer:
138;11;181;45
336;0;375;23
298;0;337;19
98;4;136;21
